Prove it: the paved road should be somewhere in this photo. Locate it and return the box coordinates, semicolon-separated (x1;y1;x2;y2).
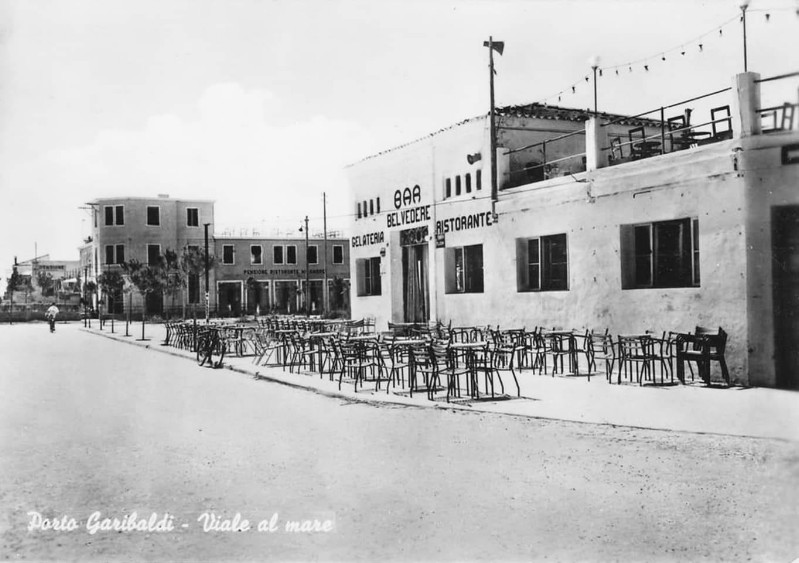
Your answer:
1;322;797;561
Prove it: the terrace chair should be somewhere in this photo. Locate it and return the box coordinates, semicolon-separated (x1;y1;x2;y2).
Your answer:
628;127;648;160
414;341;462;401
571;329;593;381
588;329;616;382
667;114;692;152
781;102;796;131
710;106;733;141
523;327;548;374
617;335;656;385
489;329;521;396
546;331;578;376
676;326;730;386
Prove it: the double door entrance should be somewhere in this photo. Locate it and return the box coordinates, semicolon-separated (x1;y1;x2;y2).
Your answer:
401;227;430;323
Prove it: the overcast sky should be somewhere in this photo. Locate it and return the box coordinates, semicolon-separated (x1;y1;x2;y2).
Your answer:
1;0;797;288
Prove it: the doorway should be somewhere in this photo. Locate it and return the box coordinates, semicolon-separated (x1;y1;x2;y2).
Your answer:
772;205;799;389
401;226;430;323
217;281;242;318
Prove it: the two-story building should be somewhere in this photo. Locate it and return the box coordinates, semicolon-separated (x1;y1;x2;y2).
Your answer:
347;71;799;390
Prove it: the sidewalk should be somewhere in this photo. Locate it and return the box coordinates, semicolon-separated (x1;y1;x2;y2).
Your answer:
82;322;799;442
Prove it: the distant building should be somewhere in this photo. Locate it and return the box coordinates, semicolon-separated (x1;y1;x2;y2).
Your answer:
83;194;350;317
347;71;799;389
213;235;350;316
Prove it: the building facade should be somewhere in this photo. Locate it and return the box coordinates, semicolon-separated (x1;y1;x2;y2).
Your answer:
213;235;350;316
347;72;799;389
84;195;350;318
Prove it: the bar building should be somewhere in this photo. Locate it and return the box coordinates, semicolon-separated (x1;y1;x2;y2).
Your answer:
346;72;799;389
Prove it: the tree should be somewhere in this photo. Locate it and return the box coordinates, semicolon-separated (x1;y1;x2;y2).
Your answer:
179;246;215;320
161;249;183;321
6;265;21;323
121;259;165;340
36;271;55;298
97;270;125;315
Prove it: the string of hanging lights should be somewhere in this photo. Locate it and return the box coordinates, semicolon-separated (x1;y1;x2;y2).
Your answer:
529;4;795;108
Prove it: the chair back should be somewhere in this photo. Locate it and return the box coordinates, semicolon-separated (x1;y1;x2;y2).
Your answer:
710;106;732;139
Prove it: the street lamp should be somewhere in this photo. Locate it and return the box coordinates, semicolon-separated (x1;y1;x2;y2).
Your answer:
589;55;601;115
299;216;310;317
740;0;750;72
204;223;211;323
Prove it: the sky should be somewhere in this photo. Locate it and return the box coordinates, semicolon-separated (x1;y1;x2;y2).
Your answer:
0;0;797;290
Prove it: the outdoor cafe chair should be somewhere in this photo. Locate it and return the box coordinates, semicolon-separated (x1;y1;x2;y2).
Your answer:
675;326;730;386
545;330;578;376
587;329;615;382
489;329;521;396
710;105;733;141
617;334;657;385
415;341;462;401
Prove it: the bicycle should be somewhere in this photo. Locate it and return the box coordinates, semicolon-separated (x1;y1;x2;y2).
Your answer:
196;326;227;368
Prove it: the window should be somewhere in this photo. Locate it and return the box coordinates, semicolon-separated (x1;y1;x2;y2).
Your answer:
376;198;381;213
222;245;234;265
620;217;699;289
516;234;568;291
146;206;160;226
445;178;452;199
333;245;344;264
115;244;125;264
455;176;462;196
187;208;199;227
273;246;284;265
465;173;472;193
250;245;262;265
307;245;318;265
147;244;161;265
105;245;114;265
476;169;482;190
286;245;297;264
357;202;362;219
356;257;382;296
104;205;124;226
446;244;484;293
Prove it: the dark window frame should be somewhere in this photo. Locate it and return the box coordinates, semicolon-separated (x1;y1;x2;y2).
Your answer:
222;244;235;265
356;256;382;296
186;207;199;227
333;245;344;264
516;233;569;292
620;217;700;289
446;244;484;294
146;206;161;226
250;245;263;265
307;245;318;265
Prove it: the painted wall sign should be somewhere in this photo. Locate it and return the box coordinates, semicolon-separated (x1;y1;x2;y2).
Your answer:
436;211;494;235
387;205;431;228
394;185;422;209
242;268;327;276
351;231;385;247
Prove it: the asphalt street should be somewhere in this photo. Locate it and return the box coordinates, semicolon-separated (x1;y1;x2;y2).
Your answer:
1;322;797;561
